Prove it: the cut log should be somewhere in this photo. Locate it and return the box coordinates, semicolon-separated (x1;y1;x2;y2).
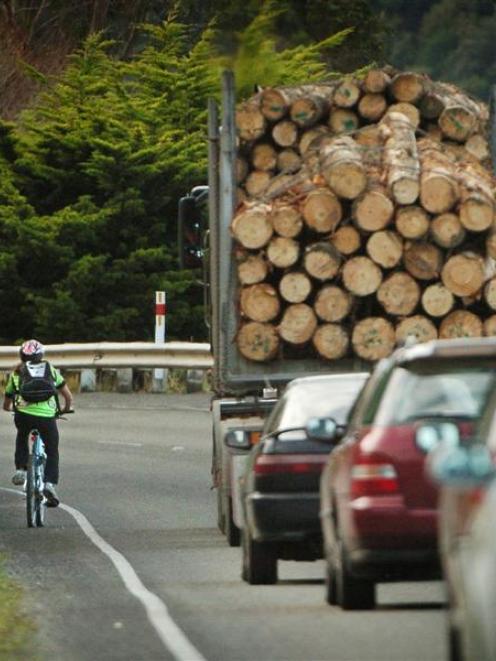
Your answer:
319;137;367;200
357;93;387;122
328;108;360;134
419;91;445;120
314;285;353;322
390;71;426;104
231;204;273;249
278;303;318;344
363;68;391;94
265;173;302;199
277;149;302;173
385;103;420;129
237;252;269;285
245;170;273;197
439;310;483;339
290;91;330;128
353;187;395;232
236;156;249;183
403;242;443;281
483;277;496;310
299;126;331;155
342;256;383;296
354;125;382;150
395;206;430;240
272;120;299;148
301;188;342;233
259;87;299;122
331;225;361;255
395;316;438;345
279;271;312;303
366;230;403;268
439;102;478;143
351;317;396;361
266;236;300;269
237;322;280;362
483;315;496;336
487;228;496;260
458;163;495;232
377;272;421;316
430;212;466;249
270;204;303;238
421;283;454;317
237;187;247;205
313;324;349;360
240;284;280;322
333;79;361;108
380;112;420;205
441;253;485;297
303;242;342;281
418;139;459;214
236;98;266;142
465;134;490;163
252;143;278;172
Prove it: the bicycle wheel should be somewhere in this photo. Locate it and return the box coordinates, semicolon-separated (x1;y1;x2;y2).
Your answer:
35;459;46;527
26;456;37;528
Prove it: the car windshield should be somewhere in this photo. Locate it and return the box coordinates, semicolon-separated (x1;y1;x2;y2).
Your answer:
276;376;367;432
374;365;496;426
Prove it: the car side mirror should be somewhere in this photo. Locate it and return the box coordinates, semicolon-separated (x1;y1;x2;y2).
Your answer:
428;443;496;488
305;417;341;444
224;430;253;450
415;421;461;454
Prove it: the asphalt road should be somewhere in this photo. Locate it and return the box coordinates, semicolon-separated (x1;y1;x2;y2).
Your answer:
0;393;448;661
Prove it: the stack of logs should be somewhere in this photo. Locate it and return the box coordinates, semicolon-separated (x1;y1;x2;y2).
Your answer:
231;68;496;362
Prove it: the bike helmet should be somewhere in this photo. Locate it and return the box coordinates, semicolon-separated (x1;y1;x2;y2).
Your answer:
19;339;45;363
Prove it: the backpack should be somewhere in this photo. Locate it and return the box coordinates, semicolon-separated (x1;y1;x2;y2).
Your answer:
17;361;57;403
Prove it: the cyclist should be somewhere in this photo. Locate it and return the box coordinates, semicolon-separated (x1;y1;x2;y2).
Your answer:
2;339;74;507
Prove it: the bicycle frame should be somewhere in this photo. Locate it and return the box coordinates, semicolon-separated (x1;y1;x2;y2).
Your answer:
26;429;47;528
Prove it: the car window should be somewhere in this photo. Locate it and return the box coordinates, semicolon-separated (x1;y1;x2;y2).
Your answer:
373;366;496;425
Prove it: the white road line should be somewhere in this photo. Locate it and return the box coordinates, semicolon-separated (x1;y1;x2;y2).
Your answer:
0;487;206;661
96;441;143;447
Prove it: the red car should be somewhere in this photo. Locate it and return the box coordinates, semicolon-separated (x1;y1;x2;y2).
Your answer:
319;338;496;610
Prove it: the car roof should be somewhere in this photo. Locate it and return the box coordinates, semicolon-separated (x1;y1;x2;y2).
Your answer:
391;337;496;364
285;372;370;390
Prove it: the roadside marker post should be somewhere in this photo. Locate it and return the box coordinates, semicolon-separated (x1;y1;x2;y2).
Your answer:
153;291;167;392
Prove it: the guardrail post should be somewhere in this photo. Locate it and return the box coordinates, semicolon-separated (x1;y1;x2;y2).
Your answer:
152;291;168;392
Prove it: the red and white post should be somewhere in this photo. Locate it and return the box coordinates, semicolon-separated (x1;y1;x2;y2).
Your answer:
153;291;167;392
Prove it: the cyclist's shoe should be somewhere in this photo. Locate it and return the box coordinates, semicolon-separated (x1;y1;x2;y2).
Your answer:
43;483;60;508
12;469;27;486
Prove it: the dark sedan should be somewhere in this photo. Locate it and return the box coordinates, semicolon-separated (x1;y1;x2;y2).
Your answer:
238;372;369;585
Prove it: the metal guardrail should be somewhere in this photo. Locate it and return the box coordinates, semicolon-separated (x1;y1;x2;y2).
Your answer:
0;342;214;370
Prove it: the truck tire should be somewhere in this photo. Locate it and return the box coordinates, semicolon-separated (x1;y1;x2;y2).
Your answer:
225;495;241;547
242;527;277;585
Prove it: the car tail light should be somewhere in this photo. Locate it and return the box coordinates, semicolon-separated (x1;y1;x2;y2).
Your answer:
350;452;399;497
254;454;326;475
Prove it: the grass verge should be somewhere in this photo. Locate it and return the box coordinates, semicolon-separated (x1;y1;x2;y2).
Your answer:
0;556;36;660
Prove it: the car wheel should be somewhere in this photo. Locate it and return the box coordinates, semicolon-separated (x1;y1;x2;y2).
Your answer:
335;540;375;610
241;527;277;585
324;561;337;605
225;495;241;547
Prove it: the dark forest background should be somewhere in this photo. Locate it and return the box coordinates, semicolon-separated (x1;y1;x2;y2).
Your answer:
0;0;494;344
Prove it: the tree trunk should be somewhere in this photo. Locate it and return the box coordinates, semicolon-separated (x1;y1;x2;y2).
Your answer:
301;188;342;233
487;228;496;260
236;98;266;142
331;225;361;255
272;120;299;148
252;143;278;171
483;277;496;310
277;149;302;173
441;253;485;296
236;156;249;183
279;271;312;303
439;310;483;338
421;282;454;317
353;187;395;232
270;204;303;238
237;252;269;285
299;126;331;155
465;134;490;163
403;242;443;281
328;108;360;134
320;137;367;200
237;322;279;362
366;230;403;268
245;170;273;198
377;272;421;316
266;236;300;269
395;315;438;344
303;242;342;281
231;204;273;249
395;205;430;240
240;284;280;322
385;102;420;128
278;303;318;344
458;163;495;232
484;315;496;336
342;256;383;296
418;139;459;214
430;212;466;249
357;93;387;122
313;324;349;360
290;91;330;128
259;86;301;122
363;68;391;94
351;317;396;361
314;285;353;322
333;78;361;108
390;71;426;104
380;112;420;205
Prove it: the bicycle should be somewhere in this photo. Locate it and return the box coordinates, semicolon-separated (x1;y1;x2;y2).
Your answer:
25;410;74;528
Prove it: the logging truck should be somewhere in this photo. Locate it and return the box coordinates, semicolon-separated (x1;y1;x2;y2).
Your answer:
178;70;496;547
